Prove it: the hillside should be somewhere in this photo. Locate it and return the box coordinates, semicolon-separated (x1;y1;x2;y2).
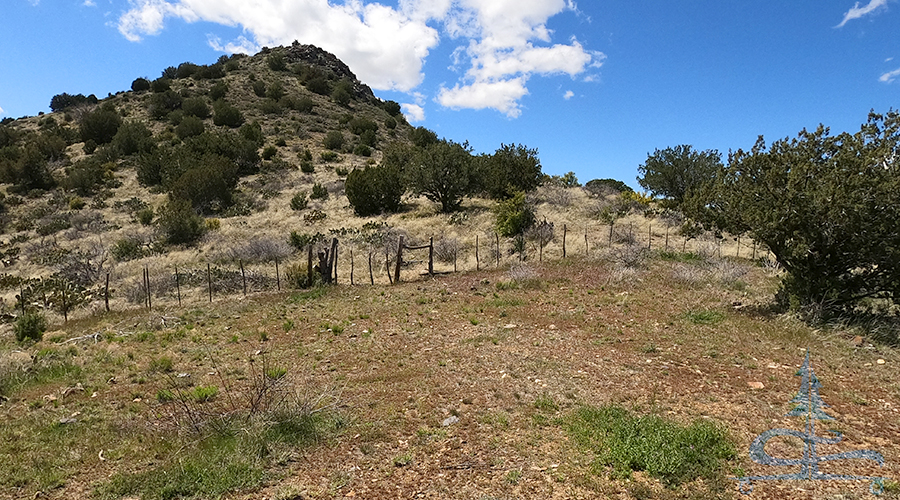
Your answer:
2;44;898;500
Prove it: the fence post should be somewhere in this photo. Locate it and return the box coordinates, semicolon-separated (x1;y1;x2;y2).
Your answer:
105;273;110;312
735;236;740;258
648;224;652;250
207;263;213;303
428;237;434;276
476;234;480;271
331;238;338;284
752;241;757;260
454;245;458;273
495;233;500;267
145;267;152;311
350;248;355;285
608;223;614;246
175;266;182;307
385;248;393;284
368;251;374;285
19;286;25;316
562;224;567;258
394;236;403;283
275;257;281;291
585;228;589;256
240;260;247;296
307;245;314;286
665;227;669;251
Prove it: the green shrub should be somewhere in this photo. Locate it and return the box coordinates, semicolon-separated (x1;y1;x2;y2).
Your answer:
157;199;206;246
323;131;344;150
208;81;228;101
319;151;339;163
294;96;314;113
176;115;205;139
213;101;244;128
305;77;330;95
181;97;210;119
495;191;535;237
384;116;397;130
300;160;314;173
136;207;154;225
112;121;154;156
251;80;267;98
15;312;47;343
267;52;287;71
80;104;122;145
290;192;309;211
289;231;325;251
149;90;182;120
353;144;371;157
265;82;284;101
111;236;146;262
310;183;328;200
259;100;282;115
261;145;278;161
131;77;151;92
345;165;403;216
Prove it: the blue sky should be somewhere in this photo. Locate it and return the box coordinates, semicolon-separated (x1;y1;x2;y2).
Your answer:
1;0;897;188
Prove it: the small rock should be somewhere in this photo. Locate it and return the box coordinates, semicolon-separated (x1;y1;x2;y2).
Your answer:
504;324;517;329
748;382;765;390
851;336;864;347
441;415;459;427
548;324;557;330
59;417;77;425
877;359;886;365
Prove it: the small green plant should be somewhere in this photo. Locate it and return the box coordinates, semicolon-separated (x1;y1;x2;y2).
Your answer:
505;469;523;484
14;312;47;342
300;159;315;173
148;356;174;373
282;319;294;332
319;151;339;162
534;393;559;412
156;389;175;403
393;453;413;467
265;367;287;380
192;385;219;403
290;191;309;211
310;183;328;200
564;405;736;487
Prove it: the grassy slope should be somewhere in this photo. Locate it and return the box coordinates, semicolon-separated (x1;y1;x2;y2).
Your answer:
2;251;898;499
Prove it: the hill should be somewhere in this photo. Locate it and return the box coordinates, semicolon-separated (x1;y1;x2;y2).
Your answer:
2;44;898;500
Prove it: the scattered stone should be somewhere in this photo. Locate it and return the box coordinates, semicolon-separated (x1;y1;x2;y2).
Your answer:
877;359;886;365
851;336;864;347
59;417;77;425
748;382;765;390
504;324;516;329
442;415;459;427
548;324;557;330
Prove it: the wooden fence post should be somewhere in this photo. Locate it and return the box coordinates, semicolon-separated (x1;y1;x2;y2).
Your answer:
428;237;434;276
275;257;281;291
240;260;247;296
207;263;213;303
608;223;614;246
476;234;480;271
385;247;393;284
350;248;355;285
368;251;374;285
735;236;740;258
331;238;338;284
585;228;589;256
394;236;403;283
105;273;110;312
175;267;182;307
145;267;152;311
495;233;500;267
562;224;567;258
307;244;314;286
665;227;669;251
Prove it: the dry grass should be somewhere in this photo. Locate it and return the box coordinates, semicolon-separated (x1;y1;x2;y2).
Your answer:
2;251;898;499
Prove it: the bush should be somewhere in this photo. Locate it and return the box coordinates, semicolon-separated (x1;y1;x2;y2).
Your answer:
150;78;171;93
111;236;147;261
212;101;244;128
267;52;287;71
49;92;98;112
112;121;154;156
495;191;535;237
252;80;267;98
149;90;182;120
157;199;206;246
294;96;314;113
345;165;403;216
323;131;344;150
208;81;228;101
131;77;151;92
290;191;308;211
353;144;371;157
176;115;205;139
300;160;314;173
261;145;278;161
181;97;210;119
310;183;328;200
80;104;122;145
15;312;47;343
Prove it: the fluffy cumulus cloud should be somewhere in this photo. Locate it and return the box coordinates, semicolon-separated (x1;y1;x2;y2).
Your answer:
117;0;601;117
563;90;574;100
880;67;900;83
836;0;890;27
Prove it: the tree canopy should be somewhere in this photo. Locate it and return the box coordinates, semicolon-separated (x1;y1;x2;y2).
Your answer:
637;145;722;208
686;111;900;314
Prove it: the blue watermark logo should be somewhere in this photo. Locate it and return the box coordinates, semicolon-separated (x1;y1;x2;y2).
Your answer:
734;351;887;495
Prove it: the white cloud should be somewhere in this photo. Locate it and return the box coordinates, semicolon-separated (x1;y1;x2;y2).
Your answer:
836;0;890;27
438;77;529;118
117;0;602;116
879;67;900;83
83;0;97;6
563;90;574;100
0;105;5;115
403;103;426;122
